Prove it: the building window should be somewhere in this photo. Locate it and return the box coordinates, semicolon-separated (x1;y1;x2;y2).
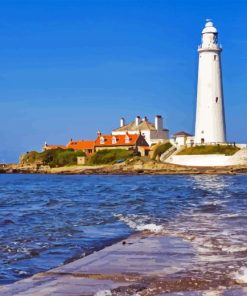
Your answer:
100;137;105;144
125;136;130;143
112;136;117;144
216;97;218;103
201;138;205;144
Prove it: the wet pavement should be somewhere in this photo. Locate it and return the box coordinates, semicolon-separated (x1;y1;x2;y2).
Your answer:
0;234;246;295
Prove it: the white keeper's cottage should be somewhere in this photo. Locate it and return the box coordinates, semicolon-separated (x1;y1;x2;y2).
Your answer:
112;115;169;146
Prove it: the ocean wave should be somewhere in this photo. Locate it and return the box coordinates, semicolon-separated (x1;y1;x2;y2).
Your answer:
220;245;247;254
0;219;15;225
46;199;60;207
114;214;164;233
94;290;112;296
232;267;247;284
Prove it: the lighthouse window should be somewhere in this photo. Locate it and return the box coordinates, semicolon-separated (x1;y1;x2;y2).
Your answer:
214;55;217;60
216;97;219;103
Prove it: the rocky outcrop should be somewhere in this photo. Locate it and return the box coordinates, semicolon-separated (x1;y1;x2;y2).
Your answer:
1;161;247;175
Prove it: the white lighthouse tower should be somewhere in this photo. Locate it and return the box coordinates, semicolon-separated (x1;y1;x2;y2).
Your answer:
194;20;226;144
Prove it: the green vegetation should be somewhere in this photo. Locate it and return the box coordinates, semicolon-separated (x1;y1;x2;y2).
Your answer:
152;142;172;160
21;148;85;167
177;145;240;156
88;149;133;165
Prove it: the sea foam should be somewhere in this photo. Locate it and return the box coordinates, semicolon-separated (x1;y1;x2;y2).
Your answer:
232;267;247;284
94;290;112;296
115;214;164;233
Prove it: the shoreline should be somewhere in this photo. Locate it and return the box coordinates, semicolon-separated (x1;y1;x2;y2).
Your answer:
1;162;247;175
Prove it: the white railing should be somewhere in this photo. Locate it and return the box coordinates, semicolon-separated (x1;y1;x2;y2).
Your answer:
160;146;177;162
192;142;238;147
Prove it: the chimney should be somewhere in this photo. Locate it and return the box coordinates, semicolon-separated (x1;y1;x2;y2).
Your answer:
155;115;163;130
135;116;141;126
120;117;125;127
97;130;101;136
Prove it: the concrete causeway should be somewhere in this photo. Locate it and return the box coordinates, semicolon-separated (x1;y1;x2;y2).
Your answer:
0;234;246;295
0;235;194;295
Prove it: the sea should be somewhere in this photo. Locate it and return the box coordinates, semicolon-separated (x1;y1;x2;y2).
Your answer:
0;174;247;288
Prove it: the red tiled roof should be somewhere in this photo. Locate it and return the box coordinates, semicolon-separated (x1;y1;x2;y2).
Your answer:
95;134;139;147
66;140;95;150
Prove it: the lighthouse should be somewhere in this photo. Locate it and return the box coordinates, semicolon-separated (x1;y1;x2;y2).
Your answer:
194;20;226;144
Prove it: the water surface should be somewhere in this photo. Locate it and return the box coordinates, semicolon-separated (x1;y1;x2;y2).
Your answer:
0;174;246;286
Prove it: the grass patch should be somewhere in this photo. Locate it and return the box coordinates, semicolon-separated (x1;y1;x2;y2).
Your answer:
152;142;172;160
21;149;85;167
177;145;240;156
88;149;133;165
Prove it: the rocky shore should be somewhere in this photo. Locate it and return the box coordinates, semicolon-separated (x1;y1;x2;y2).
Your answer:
1;160;247;175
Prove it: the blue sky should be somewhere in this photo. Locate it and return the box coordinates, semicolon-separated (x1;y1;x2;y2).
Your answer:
0;0;246;162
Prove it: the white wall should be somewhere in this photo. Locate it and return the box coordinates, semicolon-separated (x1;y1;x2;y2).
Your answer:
171;136;194;148
175;136;186;146
165;149;247;167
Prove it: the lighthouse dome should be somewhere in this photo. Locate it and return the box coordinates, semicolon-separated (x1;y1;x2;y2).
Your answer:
202;19;217;34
